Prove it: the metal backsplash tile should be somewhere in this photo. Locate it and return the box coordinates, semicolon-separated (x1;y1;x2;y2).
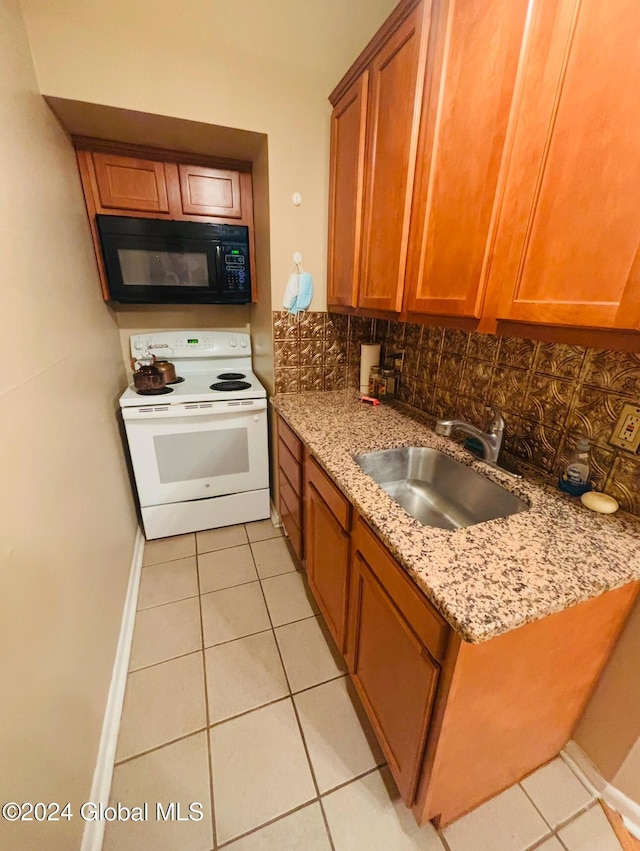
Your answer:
275;368;300;394
299;338;324;367
534;342;587;380
272;312;640;515
521;374;577;429
513;419;561;473
468;331;499;362
300;367;324;392
460;358;493;401
274;339;299;368
442;328;468;355
487;365;532;416
298;312;326;339
566;386;633;445
583;349;640;396
605;453;640;514
496;336;536;370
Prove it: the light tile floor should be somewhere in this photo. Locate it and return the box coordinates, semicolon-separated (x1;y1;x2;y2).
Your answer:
104;521;623;851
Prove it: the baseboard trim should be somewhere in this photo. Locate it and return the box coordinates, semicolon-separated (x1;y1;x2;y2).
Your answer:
80;528;145;851
562;741;640;840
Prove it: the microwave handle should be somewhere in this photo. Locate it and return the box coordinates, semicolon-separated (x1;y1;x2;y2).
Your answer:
215;244;224;292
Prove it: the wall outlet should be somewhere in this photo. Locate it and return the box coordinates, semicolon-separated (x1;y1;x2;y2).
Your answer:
391;351;405;373
609;403;640;452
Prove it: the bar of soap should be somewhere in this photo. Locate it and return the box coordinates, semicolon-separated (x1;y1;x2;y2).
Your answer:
581;491;619;514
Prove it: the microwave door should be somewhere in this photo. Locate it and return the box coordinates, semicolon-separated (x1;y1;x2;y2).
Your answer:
101;233;220;303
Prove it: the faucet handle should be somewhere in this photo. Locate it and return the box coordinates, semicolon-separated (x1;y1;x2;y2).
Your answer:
486;406;505;434
434;419;453;436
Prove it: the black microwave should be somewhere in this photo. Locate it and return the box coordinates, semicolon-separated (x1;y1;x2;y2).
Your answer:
96;215;252;304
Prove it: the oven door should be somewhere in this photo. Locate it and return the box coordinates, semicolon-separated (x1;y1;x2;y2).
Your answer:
122;399;269;507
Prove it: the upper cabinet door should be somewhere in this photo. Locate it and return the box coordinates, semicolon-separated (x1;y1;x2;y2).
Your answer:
93;153;170;213
359;4;430;313
178;165;242;218
405;0;530;319
327;74;369;308
492;0;640;330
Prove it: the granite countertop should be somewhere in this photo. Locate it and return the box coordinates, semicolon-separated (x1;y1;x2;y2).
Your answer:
272;390;640;643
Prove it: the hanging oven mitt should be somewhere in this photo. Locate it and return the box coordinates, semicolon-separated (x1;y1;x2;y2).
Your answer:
293;272;313;313
282;272;299;313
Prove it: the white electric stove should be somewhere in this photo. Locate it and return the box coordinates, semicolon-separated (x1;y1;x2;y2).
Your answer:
120;330;270;540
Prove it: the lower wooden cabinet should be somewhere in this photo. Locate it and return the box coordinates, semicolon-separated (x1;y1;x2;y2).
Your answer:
274;414;640;827
277;416;304;562
304;453;352;652
347;516;445;804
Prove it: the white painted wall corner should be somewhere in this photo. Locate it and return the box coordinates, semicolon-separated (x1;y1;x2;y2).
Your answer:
80;528;145;851
562;740;640;840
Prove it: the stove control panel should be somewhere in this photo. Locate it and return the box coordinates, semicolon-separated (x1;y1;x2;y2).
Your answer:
130;331;252;358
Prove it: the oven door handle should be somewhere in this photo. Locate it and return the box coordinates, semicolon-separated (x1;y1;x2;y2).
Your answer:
122;398;267;419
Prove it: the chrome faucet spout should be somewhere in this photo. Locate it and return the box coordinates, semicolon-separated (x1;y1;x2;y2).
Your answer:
434;407;505;464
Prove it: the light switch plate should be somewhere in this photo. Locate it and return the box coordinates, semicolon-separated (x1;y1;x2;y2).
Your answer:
609;403;640;452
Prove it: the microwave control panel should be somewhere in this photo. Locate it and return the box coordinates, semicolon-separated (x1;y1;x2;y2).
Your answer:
221;245;250;292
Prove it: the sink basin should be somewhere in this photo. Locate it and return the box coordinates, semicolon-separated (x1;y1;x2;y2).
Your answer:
353;447;528;530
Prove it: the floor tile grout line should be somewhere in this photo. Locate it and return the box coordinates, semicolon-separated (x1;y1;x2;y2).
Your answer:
197;538;249;557
137;591;200;612
113;726;209;768
141;544;197;569
214;763;396;851
205;673;350;730
215;798;322;849
553;797;600;833
199;575;262;596
519;779;598;838
436;824;453;851
250;546;338;851
318;763;388;800
518;781;559;833
195;555;219;851
129;646;204;675
210;540;329;849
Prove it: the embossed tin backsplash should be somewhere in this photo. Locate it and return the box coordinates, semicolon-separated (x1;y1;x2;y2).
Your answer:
273;312;640;514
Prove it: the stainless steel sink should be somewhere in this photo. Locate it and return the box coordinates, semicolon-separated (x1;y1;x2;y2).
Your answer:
353;447;528;530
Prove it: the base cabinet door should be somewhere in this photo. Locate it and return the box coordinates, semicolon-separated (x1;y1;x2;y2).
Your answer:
305;481;350;651
347;540;441;804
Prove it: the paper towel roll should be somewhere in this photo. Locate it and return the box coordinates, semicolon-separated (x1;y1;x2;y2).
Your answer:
360;344;381;394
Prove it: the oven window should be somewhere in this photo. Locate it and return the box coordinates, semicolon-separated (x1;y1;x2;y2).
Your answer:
154;428;249;482
118;248;209;287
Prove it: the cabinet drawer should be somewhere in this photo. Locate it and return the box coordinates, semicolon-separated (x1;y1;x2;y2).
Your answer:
305;453;351;532
352;515;449;663
278;417;303;463
279;440;302;497
279;472;302;531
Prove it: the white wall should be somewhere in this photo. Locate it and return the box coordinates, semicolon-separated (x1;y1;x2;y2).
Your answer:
0;3;138;847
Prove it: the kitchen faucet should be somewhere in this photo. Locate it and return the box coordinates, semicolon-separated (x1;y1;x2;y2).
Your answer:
434;407;505;464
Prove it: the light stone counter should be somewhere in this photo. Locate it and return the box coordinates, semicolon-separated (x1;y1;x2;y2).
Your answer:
272;391;640;643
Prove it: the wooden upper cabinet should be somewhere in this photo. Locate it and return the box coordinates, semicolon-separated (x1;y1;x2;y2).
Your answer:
327;74;369;308
491;0;640;330
405;0;530;319
93;153;170;213
178;164;242;218
358;2;431;313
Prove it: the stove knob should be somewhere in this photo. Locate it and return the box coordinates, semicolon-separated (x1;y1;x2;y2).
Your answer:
230;339;237;348
240;339;247;348
133;339;144;350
